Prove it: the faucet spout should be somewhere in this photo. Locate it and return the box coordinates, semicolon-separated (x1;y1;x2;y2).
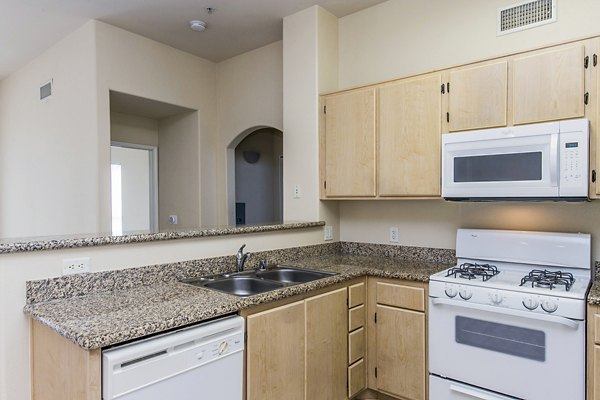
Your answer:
236;244;251;272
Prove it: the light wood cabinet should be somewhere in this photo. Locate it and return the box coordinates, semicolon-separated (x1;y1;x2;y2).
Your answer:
587;305;600;400
513;45;585;125
31;320;101;400
378;73;442;196
322;88;377;197
246;301;305;400
244;284;350;400
305;288;348;400
447;60;508;132
367;278;428;400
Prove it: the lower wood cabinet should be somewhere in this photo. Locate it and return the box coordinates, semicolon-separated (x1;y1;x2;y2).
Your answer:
588;305;600;400
243;285;349;400
367;278;428;400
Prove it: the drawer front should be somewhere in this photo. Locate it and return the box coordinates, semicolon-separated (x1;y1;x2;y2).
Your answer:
349;304;365;332
349;282;366;308
349;327;365;365
348;358;366;398
376;281;424;311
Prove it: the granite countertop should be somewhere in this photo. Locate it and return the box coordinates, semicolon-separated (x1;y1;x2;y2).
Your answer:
588;280;600;305
24;255;449;350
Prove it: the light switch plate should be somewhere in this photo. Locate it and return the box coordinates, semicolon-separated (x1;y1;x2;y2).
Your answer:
324;225;333;241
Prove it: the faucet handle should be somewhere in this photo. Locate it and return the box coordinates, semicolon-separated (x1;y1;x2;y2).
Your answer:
238;244;246;253
258;259;267;271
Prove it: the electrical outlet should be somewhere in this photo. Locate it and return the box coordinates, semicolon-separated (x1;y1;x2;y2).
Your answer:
293;184;301;199
324;225;333;241
62;257;90;275
389;227;399;243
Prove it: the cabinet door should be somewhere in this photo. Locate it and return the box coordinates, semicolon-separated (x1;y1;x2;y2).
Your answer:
376;305;426;400
323;88;376;197
246;301;305;400
378;74;442;196
305;288;348;400
513;45;585;125
448;61;508;132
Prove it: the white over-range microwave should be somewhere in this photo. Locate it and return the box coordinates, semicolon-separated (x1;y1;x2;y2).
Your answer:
442;118;589;201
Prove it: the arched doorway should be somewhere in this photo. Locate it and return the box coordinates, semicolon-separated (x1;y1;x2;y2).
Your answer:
228;127;283;226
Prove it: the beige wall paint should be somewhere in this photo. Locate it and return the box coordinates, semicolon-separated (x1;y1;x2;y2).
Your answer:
0;22;99;238
110;111;159;146
216;41;283;224
0;228;325;400
339;0;600;88
95;21;218;232
340;200;600;260
158;112;201;230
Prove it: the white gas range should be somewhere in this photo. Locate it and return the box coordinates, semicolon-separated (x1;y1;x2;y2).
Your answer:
429;229;592;400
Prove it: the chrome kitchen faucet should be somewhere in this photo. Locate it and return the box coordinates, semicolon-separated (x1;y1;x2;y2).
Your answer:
236;244;252;272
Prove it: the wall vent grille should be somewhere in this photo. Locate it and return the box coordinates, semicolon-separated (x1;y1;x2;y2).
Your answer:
497;0;556;36
40;80;52;100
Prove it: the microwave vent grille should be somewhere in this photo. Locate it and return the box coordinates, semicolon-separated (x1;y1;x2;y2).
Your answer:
497;0;556;36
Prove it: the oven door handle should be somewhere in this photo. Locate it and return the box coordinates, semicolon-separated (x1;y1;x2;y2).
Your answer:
431;298;580;329
450;382;511;400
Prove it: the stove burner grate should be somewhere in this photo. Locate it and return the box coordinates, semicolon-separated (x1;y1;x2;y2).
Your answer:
519;269;574;291
446;263;499;281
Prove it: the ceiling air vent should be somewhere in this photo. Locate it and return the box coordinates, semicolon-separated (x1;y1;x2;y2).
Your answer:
497;0;556;36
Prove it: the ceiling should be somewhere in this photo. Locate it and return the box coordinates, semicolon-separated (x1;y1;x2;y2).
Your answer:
0;0;387;80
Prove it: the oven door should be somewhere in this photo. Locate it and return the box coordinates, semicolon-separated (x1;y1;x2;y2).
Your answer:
428;297;585;400
442;126;559;198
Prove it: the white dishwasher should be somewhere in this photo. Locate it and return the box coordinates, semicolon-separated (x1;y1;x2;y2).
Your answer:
102;316;244;400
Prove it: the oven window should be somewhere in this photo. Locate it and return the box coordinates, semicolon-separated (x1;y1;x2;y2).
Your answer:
453;152;543;182
455;316;545;361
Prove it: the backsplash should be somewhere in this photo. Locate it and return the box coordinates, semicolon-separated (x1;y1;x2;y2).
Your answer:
26;241;456;304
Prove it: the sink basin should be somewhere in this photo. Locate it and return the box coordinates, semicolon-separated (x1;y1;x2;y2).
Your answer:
201;276;284;296
181;266;337;297
256;267;336;283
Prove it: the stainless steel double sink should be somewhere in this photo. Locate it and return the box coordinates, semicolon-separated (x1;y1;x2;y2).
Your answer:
181;266;337;297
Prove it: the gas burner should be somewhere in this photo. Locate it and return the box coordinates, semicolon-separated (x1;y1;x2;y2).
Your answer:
446;263;499;281
520;269;575;291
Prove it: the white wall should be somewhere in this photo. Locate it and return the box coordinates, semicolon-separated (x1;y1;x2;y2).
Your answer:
283;6;340;239
95;20;218;232
158;112;201;230
339;0;600;88
110;111;159;146
0;22;99;238
216;41;283;225
334;0;600;258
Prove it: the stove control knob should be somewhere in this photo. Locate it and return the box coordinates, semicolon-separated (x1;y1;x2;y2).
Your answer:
541;300;558;313
522;297;539;310
459;289;473;300
490;293;503;305
444;287;458;298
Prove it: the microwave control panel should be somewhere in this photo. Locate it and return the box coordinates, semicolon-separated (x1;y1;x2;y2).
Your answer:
559;130;588;196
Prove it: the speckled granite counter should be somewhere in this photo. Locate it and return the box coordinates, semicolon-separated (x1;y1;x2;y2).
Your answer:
0;221;325;254
24;254;450;350
586;262;600;305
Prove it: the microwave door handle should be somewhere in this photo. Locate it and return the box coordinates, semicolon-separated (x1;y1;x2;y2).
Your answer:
431;298;579;329
549;132;559;186
449;383;509;400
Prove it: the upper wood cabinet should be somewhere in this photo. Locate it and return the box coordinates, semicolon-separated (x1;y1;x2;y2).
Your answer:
447;60;508;132
378;74;442;196
513;45;585;125
322;88;377;197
